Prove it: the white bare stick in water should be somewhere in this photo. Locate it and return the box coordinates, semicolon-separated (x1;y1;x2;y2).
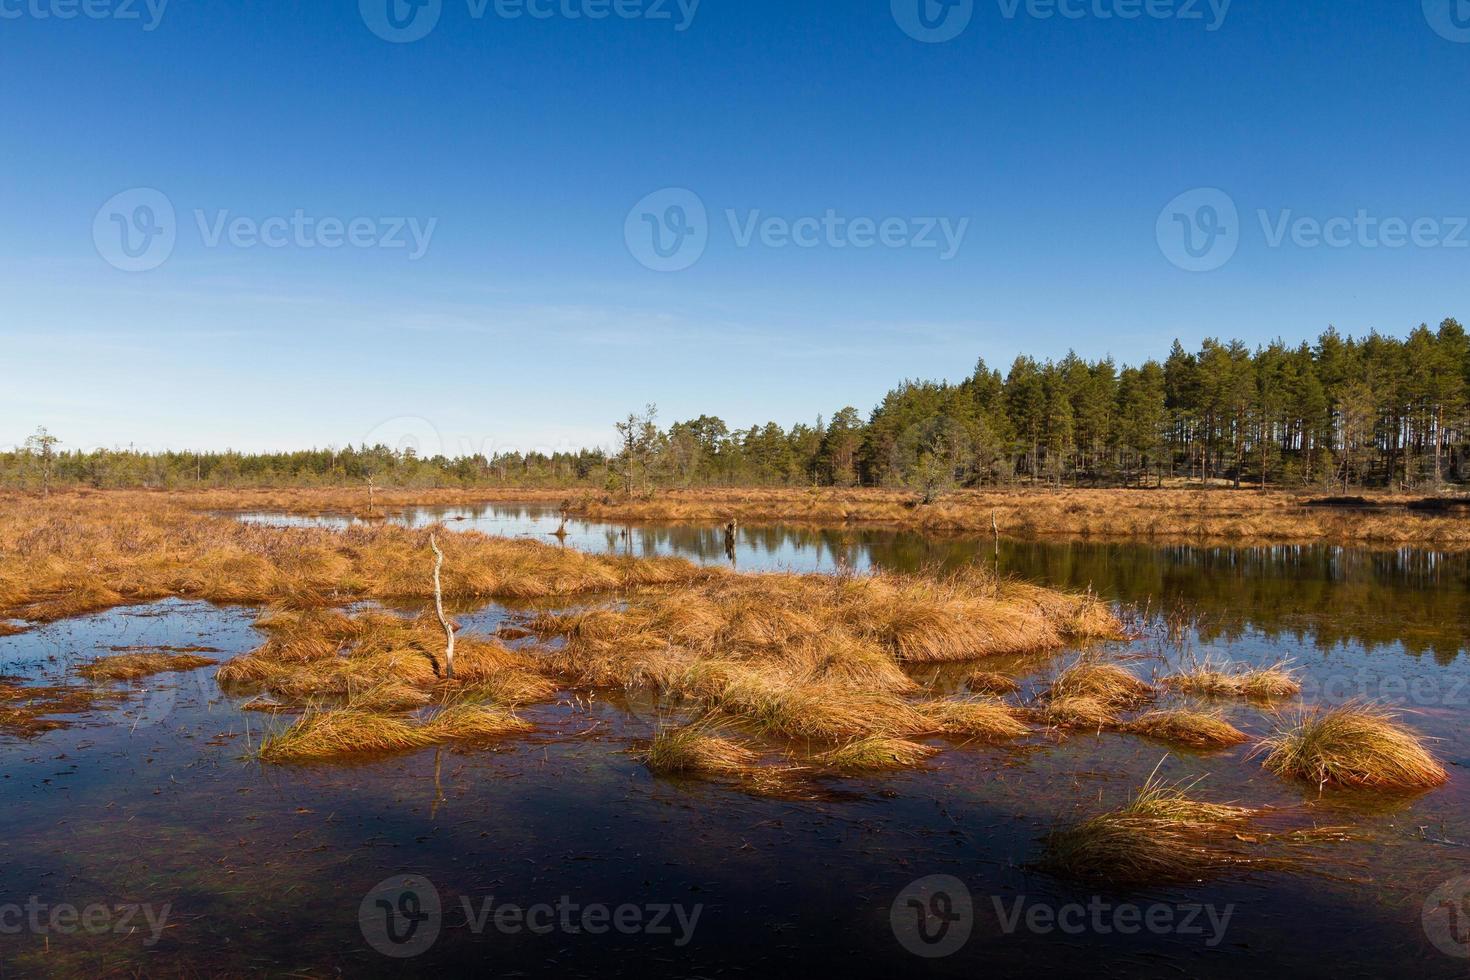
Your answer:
430;533;455;680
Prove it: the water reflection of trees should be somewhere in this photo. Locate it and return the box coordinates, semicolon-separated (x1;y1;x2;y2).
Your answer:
427;505;1469;664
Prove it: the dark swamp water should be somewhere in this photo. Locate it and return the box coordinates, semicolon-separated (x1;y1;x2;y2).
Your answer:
2;503;1468;977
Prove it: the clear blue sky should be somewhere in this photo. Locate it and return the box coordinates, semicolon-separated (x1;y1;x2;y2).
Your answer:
3;0;1467;455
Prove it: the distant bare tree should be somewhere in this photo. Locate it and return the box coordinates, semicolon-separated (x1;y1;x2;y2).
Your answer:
24;427;59;496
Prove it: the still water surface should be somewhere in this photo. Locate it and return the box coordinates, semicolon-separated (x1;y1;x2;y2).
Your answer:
0;503;1465;976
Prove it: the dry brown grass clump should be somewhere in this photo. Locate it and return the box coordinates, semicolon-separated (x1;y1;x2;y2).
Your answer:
423;703;533;741
1048;660;1156;708
217;609;553;709
346;681;434;712
1039;772;1260;886
1030;659;1155;730
1032;696;1115;730
76;651;217;681
641;721;762;778
1163;657;1302;701
966;670;1021;695
813;736;938;773
258;701;531;762
920;698;1029;740
1257;703;1448;791
258;708;439;762
532;571;1115;740
1125;709;1249;749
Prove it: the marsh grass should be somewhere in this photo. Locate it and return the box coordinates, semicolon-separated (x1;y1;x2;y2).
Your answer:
1047;659;1156;708
1125;709;1249;749
965;669;1021;695
423;703;533;741
257;700;530;762
1256;702;1448;791
76;651;217;681
920;697;1029;740
1164;656;1302;701
258;708;439;762
1039;770;1261;885
0;679;117;738
812;735;938;773
641;720;762;778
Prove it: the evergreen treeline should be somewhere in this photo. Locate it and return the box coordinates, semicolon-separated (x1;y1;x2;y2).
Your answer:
6;321;1468;493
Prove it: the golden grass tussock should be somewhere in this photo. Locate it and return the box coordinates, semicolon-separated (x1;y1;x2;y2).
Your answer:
1257;702;1448;791
920;697;1030;740
530;568;1115;741
345;681;434;713
258;702;531;762
965;670;1021;695
76;651;217;681
1039;772;1261;886
258;708;440;762
1124;709;1249;749
1163;657;1302;701
217;608;552;710
812;735;939;773
422;703;533;741
1031;695;1117;730
641;721;762;778
1046;660;1155;709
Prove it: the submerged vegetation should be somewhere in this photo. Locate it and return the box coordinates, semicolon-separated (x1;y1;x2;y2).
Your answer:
1257;703;1449;791
76;650;218;681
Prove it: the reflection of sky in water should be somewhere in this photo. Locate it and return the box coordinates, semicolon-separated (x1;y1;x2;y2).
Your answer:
2;520;1468;974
